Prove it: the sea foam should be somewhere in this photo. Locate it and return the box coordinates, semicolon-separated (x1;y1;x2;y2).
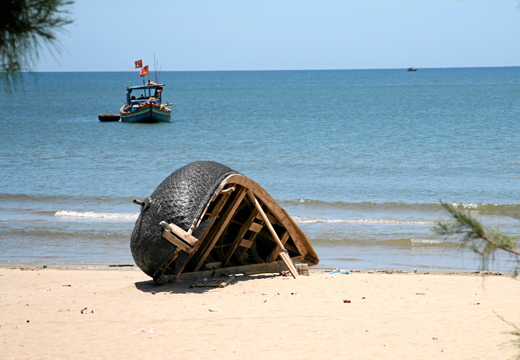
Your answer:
55;210;138;221
293;216;436;226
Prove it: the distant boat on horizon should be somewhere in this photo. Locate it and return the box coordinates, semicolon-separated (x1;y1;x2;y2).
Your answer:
407;66;417;72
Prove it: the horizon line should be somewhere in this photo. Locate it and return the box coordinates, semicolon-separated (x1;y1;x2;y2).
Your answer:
25;65;520;73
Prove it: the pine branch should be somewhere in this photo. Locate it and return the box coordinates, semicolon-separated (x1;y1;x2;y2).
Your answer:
494;311;520;360
433;201;520;275
0;0;73;92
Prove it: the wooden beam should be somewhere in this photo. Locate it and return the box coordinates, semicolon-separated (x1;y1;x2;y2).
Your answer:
170;260;289;281
160;221;198;246
193;188;247;271
205;189;232;218
162;230;194;254
239;239;253;248
222;207;258;266
249;222;263;233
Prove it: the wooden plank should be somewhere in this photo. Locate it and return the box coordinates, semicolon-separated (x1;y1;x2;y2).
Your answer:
285;243;298;254
205;189;232;218
249;222;263;233
162;230;194;254
239;239;253;248
160;221;198;246
193;188;247;271
171;260;289;281
234;229;261;263
222;207;258;266
264;213;280;226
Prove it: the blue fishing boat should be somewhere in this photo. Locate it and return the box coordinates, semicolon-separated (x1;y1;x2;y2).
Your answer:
120;82;172;123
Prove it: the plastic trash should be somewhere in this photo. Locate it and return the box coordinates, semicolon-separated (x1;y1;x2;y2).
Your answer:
330;269;349;274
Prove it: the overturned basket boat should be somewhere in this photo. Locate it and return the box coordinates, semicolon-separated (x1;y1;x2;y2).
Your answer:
130;161;319;284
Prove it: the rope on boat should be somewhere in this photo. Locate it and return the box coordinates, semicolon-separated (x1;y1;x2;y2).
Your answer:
170;107;235;124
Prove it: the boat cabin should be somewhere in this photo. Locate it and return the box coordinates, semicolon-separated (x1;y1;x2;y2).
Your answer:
125;82;165;109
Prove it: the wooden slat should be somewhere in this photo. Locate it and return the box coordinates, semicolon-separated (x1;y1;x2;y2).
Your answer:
172;260;289;281
160;221;198;246
205;190;231;218
266;213;280;226
222;208;258;266
268;231;290;261
193;188;247;271
162;230;194;254
255;212;278;225
249;222;263;233
285;243;298;254
239;239;253;248
247;190;298;279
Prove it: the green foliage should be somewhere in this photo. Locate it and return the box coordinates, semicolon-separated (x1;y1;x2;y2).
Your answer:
435;201;520;356
0;0;73;90
513;327;520;360
495;312;520;360
433;201;520;276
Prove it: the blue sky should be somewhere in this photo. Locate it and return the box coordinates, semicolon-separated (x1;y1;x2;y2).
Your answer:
38;0;520;71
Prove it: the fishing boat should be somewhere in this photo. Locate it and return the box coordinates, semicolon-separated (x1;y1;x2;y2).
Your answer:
407;66;417;71
119;82;172;123
130;161;319;284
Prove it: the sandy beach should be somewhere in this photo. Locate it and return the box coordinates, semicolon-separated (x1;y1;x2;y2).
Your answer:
1;266;519;360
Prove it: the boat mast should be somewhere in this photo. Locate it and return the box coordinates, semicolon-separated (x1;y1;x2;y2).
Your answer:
154;53;159;84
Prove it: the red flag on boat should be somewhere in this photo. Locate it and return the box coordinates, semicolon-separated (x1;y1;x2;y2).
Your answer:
140;65;149;77
134;60;143;69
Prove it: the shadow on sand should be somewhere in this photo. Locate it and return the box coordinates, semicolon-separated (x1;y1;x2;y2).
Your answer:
134;273;281;294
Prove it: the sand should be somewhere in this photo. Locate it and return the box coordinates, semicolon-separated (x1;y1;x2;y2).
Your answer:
1;267;519;360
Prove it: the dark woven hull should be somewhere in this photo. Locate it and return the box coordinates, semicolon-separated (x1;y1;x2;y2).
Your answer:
130;161;319;283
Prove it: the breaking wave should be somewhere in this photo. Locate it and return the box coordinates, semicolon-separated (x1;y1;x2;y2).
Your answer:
54;210;138;221
293;216;436;226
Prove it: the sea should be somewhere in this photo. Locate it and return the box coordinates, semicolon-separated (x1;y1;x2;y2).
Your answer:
2;67;520;272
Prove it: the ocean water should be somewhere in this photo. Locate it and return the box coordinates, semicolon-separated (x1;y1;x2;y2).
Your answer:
2;67;520;272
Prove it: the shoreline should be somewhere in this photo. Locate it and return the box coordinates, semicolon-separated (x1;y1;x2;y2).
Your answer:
0;262;510;277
